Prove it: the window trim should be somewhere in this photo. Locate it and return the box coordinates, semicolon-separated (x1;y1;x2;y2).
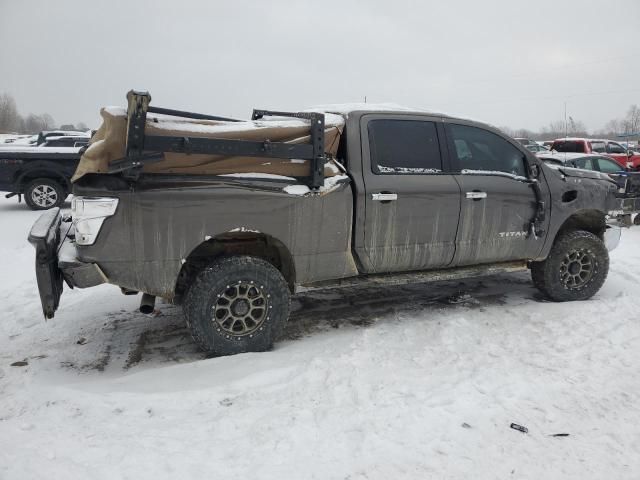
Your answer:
606;142;626;154
596;157;623;173
361;114;451;176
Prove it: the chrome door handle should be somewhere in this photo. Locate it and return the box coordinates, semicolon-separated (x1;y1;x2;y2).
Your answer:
466;191;487;200
371;193;398;201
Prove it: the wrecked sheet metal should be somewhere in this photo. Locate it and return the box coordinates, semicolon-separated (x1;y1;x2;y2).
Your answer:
72;107;345;182
73;176;358;298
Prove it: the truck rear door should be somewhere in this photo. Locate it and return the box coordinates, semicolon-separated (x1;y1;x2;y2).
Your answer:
357;115;461;273
444;122;544;265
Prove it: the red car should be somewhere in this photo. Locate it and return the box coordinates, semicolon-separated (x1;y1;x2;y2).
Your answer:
551;137;640;170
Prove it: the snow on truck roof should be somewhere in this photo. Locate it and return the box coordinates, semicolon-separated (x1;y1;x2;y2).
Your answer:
104;103;442;124
102;103;503;135
101;105;347;135
305;102;424;114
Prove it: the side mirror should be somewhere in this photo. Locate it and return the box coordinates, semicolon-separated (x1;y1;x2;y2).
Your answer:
627;150;633;157
529;163;540;178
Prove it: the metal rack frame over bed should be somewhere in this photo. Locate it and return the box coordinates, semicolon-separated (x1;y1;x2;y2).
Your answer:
109;90;327;188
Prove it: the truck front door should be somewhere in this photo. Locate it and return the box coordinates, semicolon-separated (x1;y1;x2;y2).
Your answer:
358;115;461;273
444;122;544;266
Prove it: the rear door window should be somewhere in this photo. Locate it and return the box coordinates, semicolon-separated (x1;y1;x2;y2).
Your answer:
597;158;623;173
553;141;586;153
573;157;595;170
607;142;626;154
447;124;527;177
368;119;443;174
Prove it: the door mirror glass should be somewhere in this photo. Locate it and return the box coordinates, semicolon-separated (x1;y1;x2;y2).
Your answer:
529;163;540;178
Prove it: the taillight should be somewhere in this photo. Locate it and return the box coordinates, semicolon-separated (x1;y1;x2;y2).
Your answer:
71;196;119;245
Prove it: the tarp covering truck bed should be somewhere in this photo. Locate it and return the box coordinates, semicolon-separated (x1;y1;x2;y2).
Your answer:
73;92;345;183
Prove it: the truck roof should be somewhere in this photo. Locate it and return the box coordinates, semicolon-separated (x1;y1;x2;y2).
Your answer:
307;103;503;134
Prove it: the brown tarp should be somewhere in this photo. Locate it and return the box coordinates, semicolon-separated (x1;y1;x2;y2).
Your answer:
72;107;345;182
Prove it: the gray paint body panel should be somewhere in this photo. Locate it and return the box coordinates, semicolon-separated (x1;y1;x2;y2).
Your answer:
74;177;358;298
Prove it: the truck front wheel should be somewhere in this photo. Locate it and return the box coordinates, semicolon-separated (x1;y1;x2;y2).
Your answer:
531;230;609;301
24;178;66;210
183;256;290;356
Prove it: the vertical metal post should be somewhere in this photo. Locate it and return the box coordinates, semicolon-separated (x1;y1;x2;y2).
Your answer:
125;90;151;167
309;113;325;189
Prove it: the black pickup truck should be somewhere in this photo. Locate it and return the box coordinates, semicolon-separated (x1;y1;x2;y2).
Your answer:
0;146;81;209
29;91;625;356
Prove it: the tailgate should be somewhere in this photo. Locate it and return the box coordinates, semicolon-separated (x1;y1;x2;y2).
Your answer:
27;208;63;319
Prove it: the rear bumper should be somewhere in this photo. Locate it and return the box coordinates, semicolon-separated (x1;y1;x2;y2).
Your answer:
28;210;105;319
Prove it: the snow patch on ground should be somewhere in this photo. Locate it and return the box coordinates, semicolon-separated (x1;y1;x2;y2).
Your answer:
0;195;639;479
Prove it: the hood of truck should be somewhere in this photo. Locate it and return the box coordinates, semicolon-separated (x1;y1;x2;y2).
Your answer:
548;164;615;183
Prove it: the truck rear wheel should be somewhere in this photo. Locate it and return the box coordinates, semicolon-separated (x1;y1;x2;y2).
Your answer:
183;256;290;356
24;178;65;210
531;230;609;301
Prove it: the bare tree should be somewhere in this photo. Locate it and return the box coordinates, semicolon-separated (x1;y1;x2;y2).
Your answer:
23;113;56;133
41;113;55;130
513;128;535;139
539;120;567;140
498;125;516;137
0;93;22;133
623;105;640;135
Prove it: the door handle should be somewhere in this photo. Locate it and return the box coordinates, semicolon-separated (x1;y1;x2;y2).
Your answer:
372;193;398;201
465;191;487;200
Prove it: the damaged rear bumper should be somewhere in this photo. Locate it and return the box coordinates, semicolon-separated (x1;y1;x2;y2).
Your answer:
28;208;105;319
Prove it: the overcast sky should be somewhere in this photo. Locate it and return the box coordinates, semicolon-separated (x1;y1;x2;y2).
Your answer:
1;0;639;131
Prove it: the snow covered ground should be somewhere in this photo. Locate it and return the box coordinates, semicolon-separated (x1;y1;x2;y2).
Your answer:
1;195;639;479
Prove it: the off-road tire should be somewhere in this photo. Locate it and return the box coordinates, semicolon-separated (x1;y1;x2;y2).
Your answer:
531;230;609;302
183;256;290;356
24;178;65;210
634;214;640;226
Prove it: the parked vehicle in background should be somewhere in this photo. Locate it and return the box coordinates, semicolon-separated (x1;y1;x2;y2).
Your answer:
1;134;31;144
537;152;626;172
40;136;90;148
0;131;90;148
514;137;534;146
0;134;37;146
550;137;640;170
525;143;549;153
0;140;83;209
28;90;627;357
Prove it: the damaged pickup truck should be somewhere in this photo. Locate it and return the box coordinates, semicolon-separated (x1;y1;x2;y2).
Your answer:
29;91;623;356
